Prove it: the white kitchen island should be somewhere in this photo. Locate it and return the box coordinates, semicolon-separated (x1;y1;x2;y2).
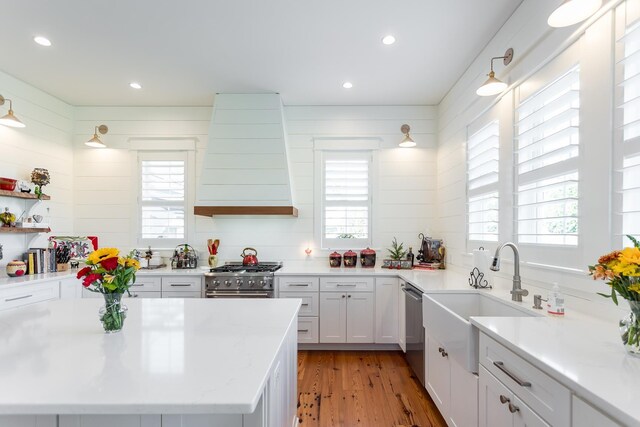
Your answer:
0;298;300;427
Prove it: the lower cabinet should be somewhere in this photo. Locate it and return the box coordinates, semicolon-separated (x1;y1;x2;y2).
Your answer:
426;334;451;418
60;277;82;299
374;278;399;344
0;280;59;311
297;317;319;343
398;281;407;352
59;415;161;427
0;415;57;427
572;396;622;427
319;291;374;343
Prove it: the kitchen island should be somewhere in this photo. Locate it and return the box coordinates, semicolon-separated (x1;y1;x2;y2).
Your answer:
0;298;300;427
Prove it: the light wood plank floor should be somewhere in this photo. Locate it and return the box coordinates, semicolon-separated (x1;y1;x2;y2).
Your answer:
297;351;447;427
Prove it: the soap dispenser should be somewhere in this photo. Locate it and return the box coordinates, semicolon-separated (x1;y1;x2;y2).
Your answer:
547;282;565;315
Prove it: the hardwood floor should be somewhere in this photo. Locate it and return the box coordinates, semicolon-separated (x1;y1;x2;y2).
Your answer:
297;351;447;427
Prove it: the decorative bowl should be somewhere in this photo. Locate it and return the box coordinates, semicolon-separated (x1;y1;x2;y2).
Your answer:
0;178;17;191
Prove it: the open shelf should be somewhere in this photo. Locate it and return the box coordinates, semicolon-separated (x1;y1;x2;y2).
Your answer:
0;189;50;200
0;226;51;234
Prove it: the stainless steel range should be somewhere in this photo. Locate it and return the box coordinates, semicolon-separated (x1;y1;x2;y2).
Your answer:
204;262;282;298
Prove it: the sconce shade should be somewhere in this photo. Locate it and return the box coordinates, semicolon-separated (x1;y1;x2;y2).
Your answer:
547;0;602;28
476;71;508;97
399;124;416;148
85;124;108;148
0;95;26;128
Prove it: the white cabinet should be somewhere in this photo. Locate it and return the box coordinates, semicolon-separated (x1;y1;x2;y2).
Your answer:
320;277;374;292
130;276;161;292
297;317;319;343
279;291;318;317
279;277;320;343
60;277;82;299
278;276;319;292
398;281;406;352
0;280;59;311
375;278;398;344
319;291;374;343
59;415;161;427
160;276;202;293
0;415;57;427
427;334;451;418
572;396;622;427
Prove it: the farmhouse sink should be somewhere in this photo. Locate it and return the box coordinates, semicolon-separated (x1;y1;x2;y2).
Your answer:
422;291;541;373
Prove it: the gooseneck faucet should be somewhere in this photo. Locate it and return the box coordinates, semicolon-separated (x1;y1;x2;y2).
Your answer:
490;242;529;302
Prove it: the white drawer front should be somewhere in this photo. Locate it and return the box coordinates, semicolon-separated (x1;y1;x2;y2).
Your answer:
279;276;319;292
297;317;319;343
0;282;59;311
279;291;318;316
320;277;374;292
130;276;161;292
161;276;202;292
480;333;570;427
162;291;202;298
82;289;161;299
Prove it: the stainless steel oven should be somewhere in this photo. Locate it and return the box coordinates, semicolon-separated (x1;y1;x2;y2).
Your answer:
402;282;425;386
204;262;281;299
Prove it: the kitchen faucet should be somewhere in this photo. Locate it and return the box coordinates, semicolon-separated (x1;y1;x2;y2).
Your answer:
490;242;529;302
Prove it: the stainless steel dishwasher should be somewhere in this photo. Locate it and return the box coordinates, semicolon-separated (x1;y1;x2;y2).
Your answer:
402;282;425;386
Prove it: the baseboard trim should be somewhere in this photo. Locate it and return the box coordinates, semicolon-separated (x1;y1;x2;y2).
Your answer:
299;343;402;351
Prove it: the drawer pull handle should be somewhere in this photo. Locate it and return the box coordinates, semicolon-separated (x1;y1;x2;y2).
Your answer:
289;284;309;287
438;347;448;357
493;361;531;387
298;329;309;333
301;303;309;306
499;395;510;404
5;294;33;302
336;284;356;287
508;403;520;414
170;283;192;287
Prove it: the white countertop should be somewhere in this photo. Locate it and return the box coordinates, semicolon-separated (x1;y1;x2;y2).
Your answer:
0;298;300;415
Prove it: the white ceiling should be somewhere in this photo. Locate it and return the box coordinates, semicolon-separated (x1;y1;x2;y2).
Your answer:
0;0;522;106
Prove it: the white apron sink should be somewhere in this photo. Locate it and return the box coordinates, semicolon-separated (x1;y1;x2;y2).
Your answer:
422;291;541;373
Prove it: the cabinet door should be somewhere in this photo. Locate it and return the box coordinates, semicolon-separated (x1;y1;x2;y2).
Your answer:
479;365;513;427
346;292;374;343
398;282;407;352
513;396;550;427
572;396;621;427
449;358;478;427
59;415;161;427
319;292;347;343
426;334;451;419
60;277;81;299
375;278;399;343
0;415;57;427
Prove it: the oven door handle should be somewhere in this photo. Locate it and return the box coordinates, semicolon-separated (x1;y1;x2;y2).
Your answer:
206;291;271;298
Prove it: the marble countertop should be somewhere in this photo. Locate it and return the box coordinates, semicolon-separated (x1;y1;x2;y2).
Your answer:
0;298;300;415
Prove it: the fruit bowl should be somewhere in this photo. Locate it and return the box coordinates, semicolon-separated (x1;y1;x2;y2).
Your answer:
0;177;17;191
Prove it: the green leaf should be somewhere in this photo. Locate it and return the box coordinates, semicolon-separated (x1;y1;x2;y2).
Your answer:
612;288;619;305
626;235;640;249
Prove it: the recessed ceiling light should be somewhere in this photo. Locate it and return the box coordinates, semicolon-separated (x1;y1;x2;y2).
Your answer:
129;82;142;89
33;36;52;47
342;82;353;89
382;35;396;45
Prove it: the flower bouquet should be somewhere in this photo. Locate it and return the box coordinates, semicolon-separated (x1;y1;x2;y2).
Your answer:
589;235;640;355
77;248;141;333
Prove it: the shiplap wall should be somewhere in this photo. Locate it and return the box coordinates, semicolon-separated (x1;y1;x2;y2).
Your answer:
72;104;436;263
0;70;74;268
436;0;639;304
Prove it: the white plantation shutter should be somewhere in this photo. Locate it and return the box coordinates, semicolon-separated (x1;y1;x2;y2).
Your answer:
618;21;640;241
140;154;186;240
467;120;500;241
322;152;372;248
516;66;580;246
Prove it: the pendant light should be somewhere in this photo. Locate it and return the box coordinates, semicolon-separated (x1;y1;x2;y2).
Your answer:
476;48;514;97
85;125;108;148
0;95;26;128
399;124;416;148
547;0;602;28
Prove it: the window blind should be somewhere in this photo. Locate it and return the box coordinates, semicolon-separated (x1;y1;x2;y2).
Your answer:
619;21;640;240
140;160;185;240
516;66;580;246
467;120;500;241
322;154;371;245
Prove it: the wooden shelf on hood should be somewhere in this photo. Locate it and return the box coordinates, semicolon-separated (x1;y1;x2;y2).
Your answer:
194;206;298;217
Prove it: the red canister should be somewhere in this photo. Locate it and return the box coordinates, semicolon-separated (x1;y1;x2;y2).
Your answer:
343;250;357;268
329;251;342;268
360;247;376;268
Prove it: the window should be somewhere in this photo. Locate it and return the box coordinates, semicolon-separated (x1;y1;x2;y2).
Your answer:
618;21;640;242
320;151;372;249
139;152;186;242
467;120;500;242
515;66;580;246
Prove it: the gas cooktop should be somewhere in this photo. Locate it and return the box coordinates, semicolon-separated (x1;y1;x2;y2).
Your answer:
208;262;282;274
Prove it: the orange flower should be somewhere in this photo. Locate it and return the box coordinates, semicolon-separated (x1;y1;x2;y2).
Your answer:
591;265;616;280
599;251;621;266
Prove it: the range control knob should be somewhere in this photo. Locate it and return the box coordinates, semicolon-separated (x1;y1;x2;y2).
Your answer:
224;280;232;287
259;280;266;287
212;280;220;287
235;278;242;286
248;280;256;287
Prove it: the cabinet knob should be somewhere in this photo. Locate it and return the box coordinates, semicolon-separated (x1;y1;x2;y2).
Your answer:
499;395;510;404
438;347;448;357
342;294;346;298
348;294;351;298
508;403;520;414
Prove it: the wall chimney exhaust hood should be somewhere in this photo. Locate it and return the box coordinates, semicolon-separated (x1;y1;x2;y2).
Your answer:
194;93;298;217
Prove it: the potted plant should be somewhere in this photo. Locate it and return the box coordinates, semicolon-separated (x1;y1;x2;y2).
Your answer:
382;238;412;269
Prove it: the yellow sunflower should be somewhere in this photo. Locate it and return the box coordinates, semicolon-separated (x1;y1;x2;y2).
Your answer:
629;283;640;294
87;248;120;265
619;247;640;266
124;258;141;270
611;262;640;277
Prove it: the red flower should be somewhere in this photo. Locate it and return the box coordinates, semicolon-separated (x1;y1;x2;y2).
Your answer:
100;257;119;271
76;266;91;279
82;273;101;288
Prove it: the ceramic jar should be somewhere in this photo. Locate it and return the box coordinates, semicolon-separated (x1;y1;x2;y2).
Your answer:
329;251;342;268
6;260;26;277
360;247;376;268
343;250;357;268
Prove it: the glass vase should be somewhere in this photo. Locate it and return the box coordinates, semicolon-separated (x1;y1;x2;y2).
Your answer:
620;301;640;356
99;293;128;333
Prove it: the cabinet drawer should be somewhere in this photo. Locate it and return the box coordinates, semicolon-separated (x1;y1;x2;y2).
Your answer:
279;291;318;316
0;282;59;311
320;277;373;292
297;317;319;343
161;276;202;292
480;333;570;427
82;289;161;299
130;276;161;292
162;291;202;298
279;276;319;292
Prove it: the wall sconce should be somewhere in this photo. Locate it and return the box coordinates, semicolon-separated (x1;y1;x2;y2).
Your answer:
399;124;416;148
0;94;26;128
85;124;108;148
548;0;602;28
476;48;514;97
